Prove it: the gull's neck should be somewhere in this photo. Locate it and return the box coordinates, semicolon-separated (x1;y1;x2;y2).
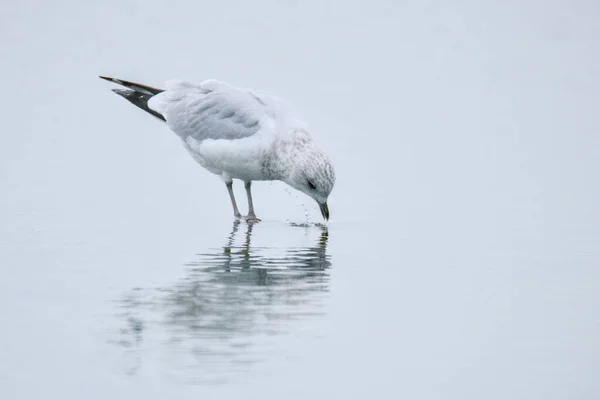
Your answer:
261;129;315;181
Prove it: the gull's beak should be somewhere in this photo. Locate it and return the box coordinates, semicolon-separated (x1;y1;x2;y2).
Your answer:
319;202;330;221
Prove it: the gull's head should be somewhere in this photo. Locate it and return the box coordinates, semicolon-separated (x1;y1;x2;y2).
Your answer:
286;147;335;221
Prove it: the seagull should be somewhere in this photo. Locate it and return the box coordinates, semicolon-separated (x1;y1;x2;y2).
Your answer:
100;76;335;222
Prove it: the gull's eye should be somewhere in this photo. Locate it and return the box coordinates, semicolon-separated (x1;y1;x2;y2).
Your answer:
307;180;317;190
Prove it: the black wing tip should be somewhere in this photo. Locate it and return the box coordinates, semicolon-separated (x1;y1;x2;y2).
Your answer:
100;76;131;88
99;75;164;95
100;76;129;87
99;75;117;83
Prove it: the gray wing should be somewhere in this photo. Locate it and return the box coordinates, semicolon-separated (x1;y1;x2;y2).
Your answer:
148;82;271;141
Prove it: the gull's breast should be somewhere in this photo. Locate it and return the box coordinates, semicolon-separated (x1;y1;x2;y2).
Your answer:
183;128;276;181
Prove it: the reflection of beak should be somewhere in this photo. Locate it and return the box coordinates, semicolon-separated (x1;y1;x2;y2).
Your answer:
319;202;329;221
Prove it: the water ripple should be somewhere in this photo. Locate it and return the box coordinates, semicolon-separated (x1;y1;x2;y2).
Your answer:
110;221;332;384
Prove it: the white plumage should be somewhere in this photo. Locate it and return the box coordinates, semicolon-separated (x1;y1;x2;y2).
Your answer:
101;76;335;222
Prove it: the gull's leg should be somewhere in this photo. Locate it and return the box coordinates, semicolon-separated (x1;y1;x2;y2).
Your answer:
244;181;260;222
226;181;242;219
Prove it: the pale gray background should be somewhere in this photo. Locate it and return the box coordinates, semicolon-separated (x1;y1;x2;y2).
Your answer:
1;0;599;399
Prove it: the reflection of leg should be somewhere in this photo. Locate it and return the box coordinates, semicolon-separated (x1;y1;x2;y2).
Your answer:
226;219;241;248
240;219;254;270
226;181;241;219
244;181;260;222
244;221;254;250
223;220;241;272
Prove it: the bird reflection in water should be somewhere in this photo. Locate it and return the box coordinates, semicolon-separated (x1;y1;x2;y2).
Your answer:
112;221;331;384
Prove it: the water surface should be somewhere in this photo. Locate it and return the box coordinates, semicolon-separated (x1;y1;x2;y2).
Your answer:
1;0;600;399
111;222;331;385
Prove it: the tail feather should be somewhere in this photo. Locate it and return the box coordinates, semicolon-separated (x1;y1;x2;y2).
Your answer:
100;76;165;121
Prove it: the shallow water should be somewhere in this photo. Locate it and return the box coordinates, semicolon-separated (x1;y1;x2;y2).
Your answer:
110;222;332;385
2;1;600;399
